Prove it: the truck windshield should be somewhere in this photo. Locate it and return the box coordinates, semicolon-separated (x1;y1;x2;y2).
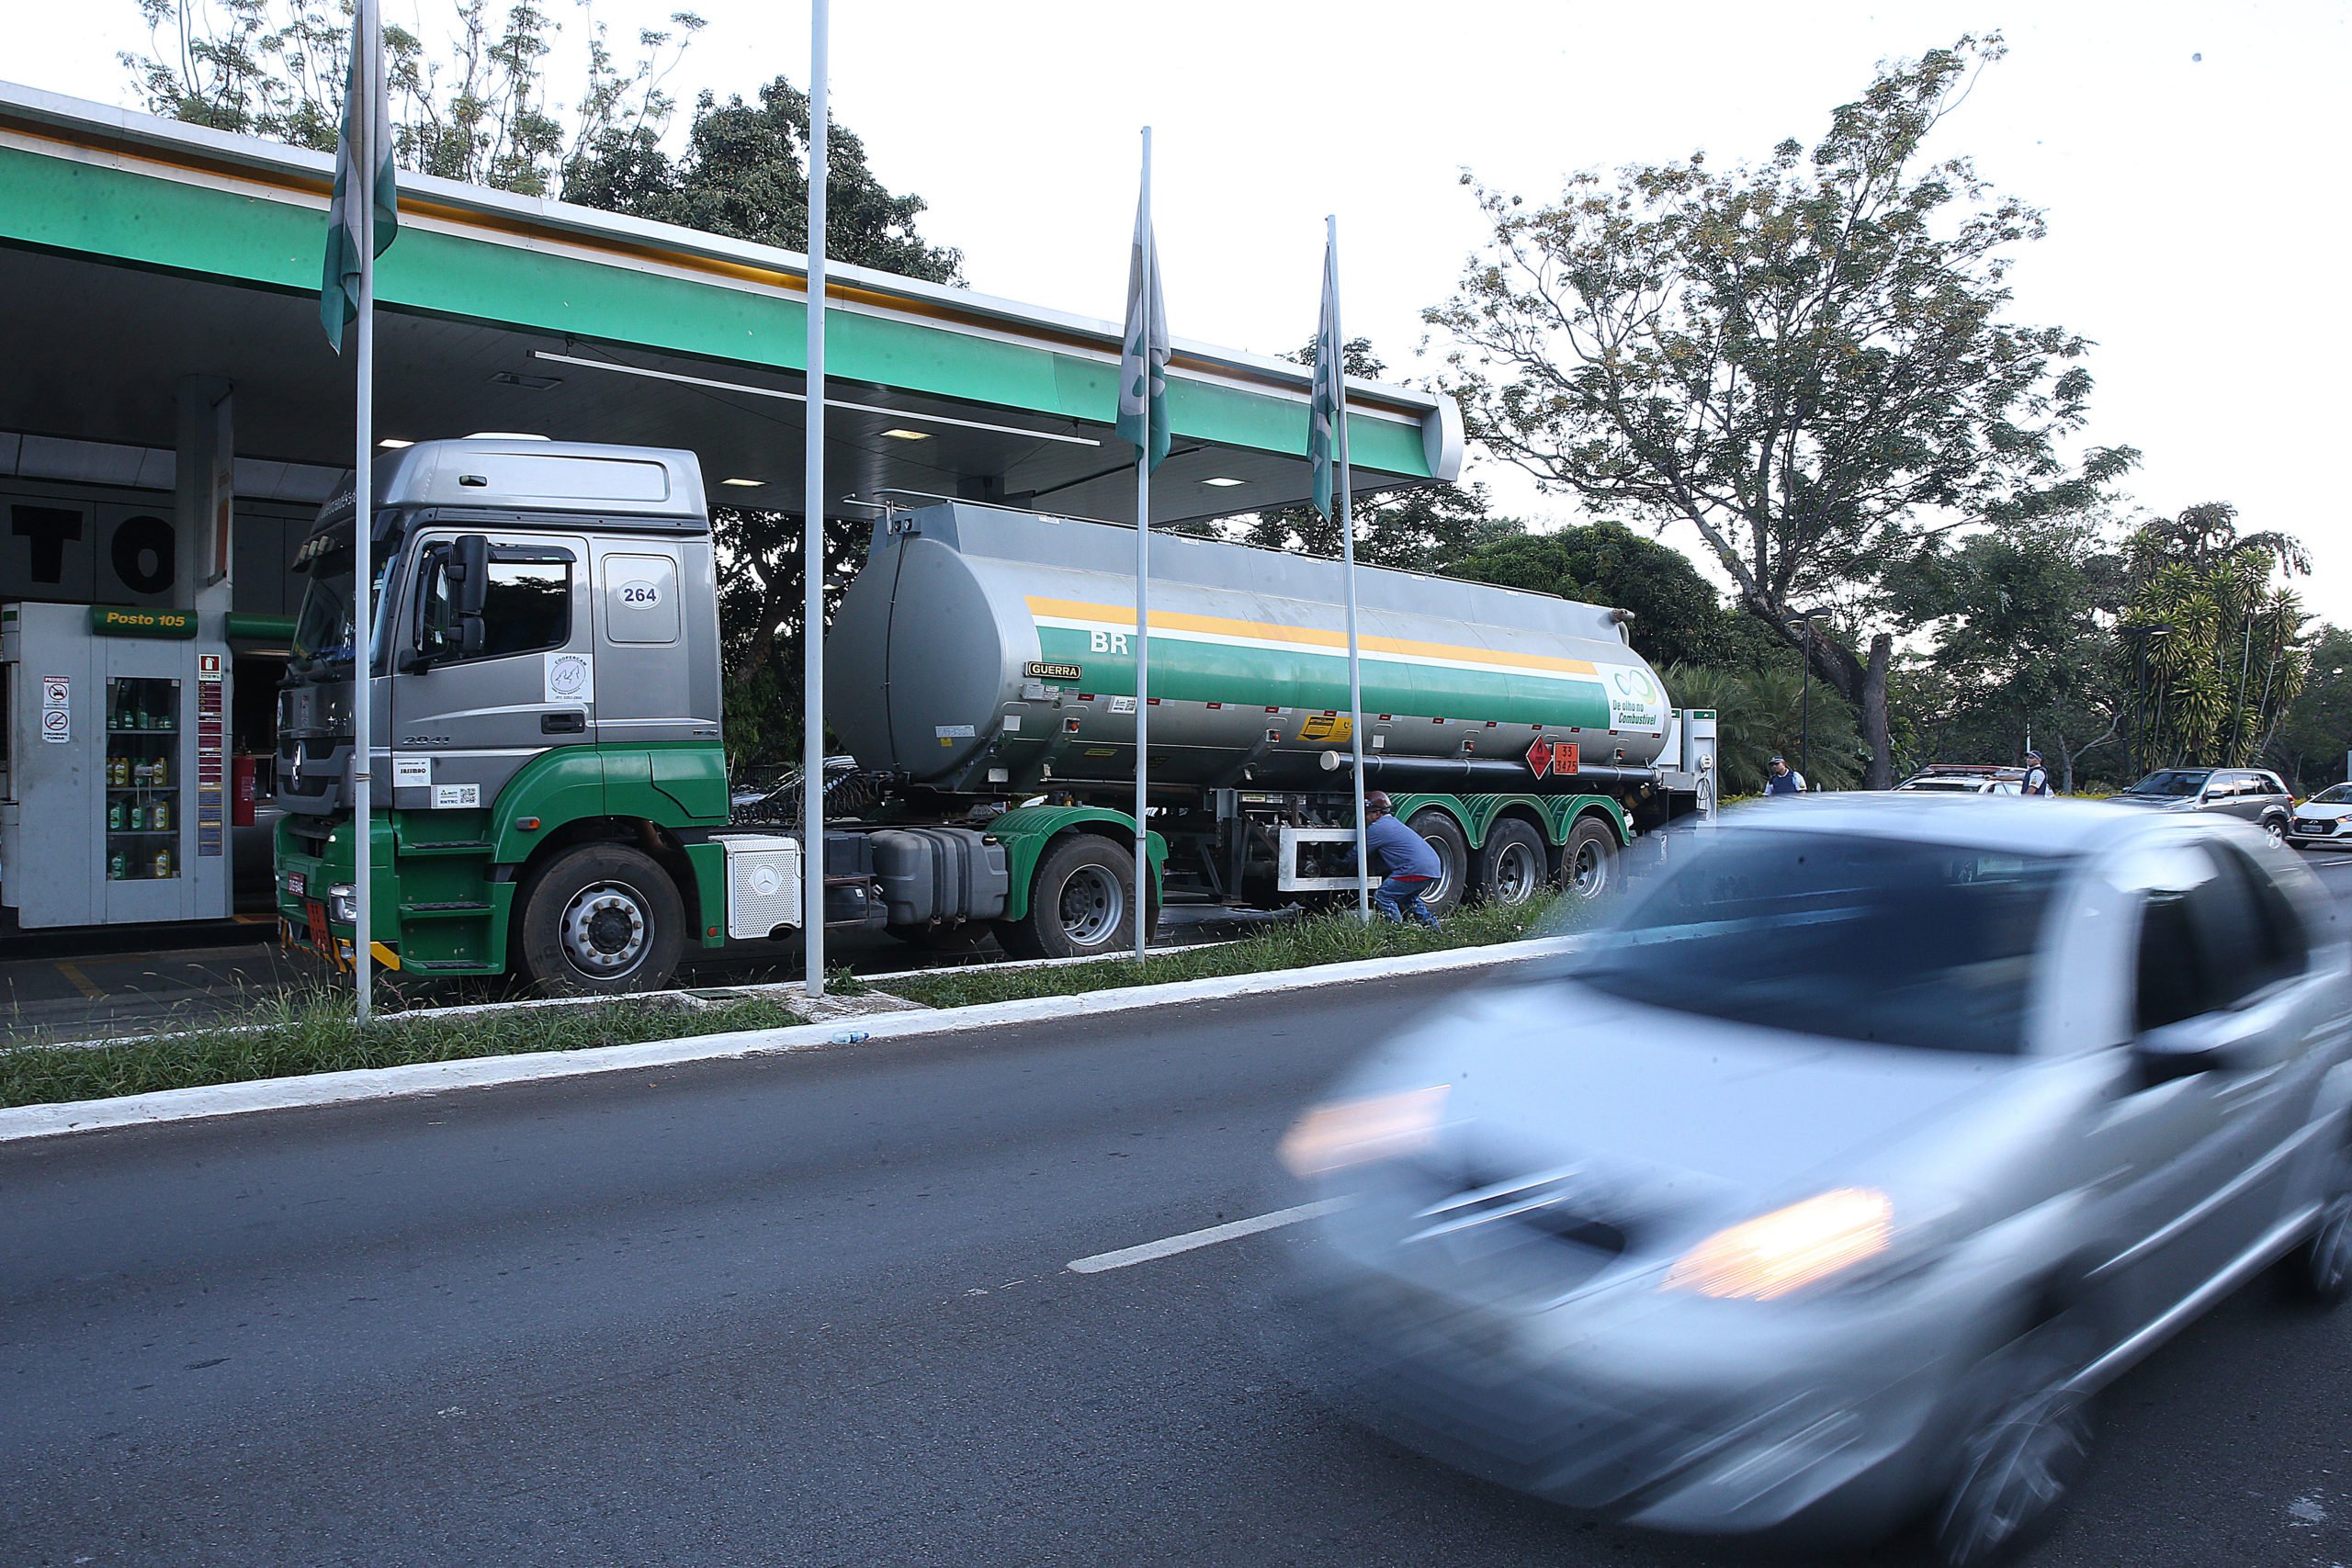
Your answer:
1569;829;2072;1055
288;527;391;676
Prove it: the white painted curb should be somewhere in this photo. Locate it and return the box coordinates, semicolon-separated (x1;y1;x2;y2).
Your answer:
0;935;1582;1145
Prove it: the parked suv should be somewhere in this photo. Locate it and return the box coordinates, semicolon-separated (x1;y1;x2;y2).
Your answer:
2109;767;2293;845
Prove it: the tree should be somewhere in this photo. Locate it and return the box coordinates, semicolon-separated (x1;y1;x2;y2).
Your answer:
1893;515;2129;789
2272;626;2352;793
121;0;707;197
567;75;961;283
1450;520;1760;671
1429;35;2134;787
2122;502;2310;770
1666;663;1863;794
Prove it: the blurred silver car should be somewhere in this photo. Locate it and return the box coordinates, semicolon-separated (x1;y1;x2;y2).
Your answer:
1279;798;2352;1564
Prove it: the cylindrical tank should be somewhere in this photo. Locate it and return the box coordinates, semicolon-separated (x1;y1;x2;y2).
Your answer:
825;502;1668;798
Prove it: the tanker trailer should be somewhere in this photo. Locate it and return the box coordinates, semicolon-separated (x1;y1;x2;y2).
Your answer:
826;500;1715;933
269;439;1714;994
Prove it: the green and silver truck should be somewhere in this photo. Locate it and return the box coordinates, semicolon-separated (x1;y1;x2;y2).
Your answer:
274;437;1716;992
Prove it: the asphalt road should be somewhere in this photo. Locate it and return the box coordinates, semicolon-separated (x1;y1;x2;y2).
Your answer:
7;878;2352;1565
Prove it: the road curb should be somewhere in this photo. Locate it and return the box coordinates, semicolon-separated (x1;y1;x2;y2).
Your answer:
0;935;1581;1145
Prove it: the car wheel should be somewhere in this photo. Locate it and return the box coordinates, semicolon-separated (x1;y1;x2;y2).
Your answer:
2296;1136;2352;1306
1932;1312;2098;1567
2264;817;2288;848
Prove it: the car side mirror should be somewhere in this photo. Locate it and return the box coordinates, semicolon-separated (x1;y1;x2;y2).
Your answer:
447;535;490;658
2132;1014;2265;1086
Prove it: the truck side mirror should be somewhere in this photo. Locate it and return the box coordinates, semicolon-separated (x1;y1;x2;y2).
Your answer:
448;535;490;658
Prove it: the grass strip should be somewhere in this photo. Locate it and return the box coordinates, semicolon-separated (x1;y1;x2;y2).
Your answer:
0;896;1577;1111
0;992;804;1110
889;893;1579;1010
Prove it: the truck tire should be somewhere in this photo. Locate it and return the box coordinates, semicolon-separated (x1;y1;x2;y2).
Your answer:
1001;835;1156;959
1472;818;1547;908
1404;809;1470;918
514;841;685;996
1556;817;1619;903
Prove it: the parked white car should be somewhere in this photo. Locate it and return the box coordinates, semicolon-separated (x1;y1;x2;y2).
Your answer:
2289;784;2352;848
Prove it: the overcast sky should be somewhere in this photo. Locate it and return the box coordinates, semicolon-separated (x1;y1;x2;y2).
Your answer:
17;0;2350;618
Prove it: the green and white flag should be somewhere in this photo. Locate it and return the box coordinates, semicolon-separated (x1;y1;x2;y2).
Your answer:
1114;174;1170;472
321;0;399;353
1307;236;1343;519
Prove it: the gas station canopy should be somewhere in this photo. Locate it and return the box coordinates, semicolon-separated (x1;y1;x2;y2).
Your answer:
0;80;1461;525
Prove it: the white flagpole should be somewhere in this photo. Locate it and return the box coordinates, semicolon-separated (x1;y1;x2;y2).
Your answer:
801;0;830;998
1329;217;1370;924
352;0;379;1023
1132;126;1152;961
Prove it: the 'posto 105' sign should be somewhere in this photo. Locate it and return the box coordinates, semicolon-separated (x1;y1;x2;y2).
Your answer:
3;497;184;607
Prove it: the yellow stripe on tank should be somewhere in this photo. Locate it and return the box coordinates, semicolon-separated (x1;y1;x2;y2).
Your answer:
1022;596;1600;678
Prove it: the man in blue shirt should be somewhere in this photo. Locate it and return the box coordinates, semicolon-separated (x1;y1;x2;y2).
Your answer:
1360;791;1442;928
1765;755;1805;796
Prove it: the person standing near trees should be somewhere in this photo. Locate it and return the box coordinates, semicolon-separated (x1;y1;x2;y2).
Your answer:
2020;750;2053;796
1766;755;1806;796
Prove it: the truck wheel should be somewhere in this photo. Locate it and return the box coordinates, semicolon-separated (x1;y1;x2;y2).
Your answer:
1472;818;1547;908
1404;809;1470;917
514;841;685;996
1001;836;1156;959
1556;817;1619;902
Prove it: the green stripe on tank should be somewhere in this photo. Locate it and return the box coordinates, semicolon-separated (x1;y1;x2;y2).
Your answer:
1035;626;1612;728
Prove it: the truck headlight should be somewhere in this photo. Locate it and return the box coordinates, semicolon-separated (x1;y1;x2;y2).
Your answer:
1279;1086;1450;1178
1664;1189;1894;1301
327;884;358;926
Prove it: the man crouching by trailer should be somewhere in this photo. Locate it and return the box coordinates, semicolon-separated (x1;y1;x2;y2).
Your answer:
1359;792;1442;929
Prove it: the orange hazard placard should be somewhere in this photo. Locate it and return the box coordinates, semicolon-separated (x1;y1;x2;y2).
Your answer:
1524;739;1580;778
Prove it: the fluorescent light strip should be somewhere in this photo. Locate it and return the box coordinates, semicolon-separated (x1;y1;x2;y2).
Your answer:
527;351;1101;446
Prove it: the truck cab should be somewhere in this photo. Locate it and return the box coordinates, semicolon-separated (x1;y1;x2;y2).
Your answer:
275;439;736;988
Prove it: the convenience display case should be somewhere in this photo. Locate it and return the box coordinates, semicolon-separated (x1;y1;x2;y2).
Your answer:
0;601;232;927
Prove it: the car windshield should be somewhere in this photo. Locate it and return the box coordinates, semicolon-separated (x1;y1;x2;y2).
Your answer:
2124;769;2211;797
1570;829;2071;1055
2311;785;2352;805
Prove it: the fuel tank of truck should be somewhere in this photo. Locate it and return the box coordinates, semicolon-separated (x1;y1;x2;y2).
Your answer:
824;502;1668;797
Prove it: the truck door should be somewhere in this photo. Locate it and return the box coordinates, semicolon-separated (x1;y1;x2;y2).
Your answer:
390;531;594;817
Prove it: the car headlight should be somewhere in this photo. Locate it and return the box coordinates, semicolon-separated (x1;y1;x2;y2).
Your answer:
1664;1188;1894;1301
1279;1086;1450;1178
327;883;358;926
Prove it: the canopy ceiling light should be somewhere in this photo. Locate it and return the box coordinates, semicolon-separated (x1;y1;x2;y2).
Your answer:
526;350;1101;447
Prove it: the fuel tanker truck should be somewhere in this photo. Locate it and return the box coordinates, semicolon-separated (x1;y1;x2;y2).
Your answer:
273;438;1716;993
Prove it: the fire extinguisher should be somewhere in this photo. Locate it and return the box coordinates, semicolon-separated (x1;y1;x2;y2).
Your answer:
232;754;259;827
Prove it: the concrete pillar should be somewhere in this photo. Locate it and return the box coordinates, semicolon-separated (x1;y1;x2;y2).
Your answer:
174;376;234;616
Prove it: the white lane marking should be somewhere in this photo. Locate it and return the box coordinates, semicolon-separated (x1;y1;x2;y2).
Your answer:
1067;1198;1349;1274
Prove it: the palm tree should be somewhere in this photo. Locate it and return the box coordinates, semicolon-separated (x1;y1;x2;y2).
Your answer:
2122;504;2309;768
